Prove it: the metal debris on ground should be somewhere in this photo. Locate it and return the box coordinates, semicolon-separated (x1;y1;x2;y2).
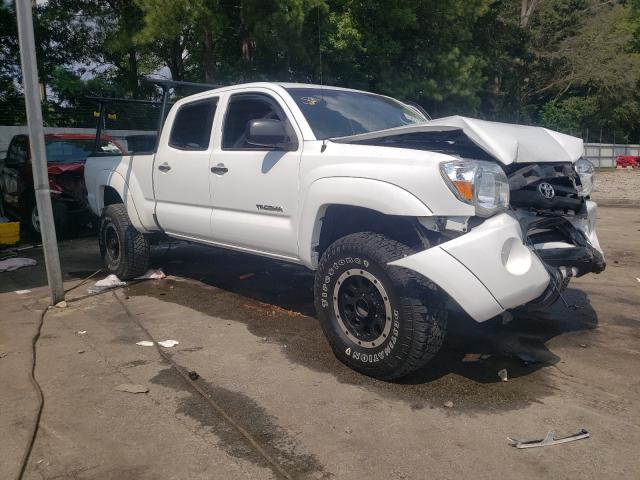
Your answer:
508;429;589;449
15;289;31;295
158;340;179;348
0;257;37;272
114;384;149;394
77;350;85;354
443;401;454;408
87;274;126;293
579;343;588;348
135;268;166;280
55;300;68;308
136;340;154;347
239;273;255;280
77;330;87;335
498;369;509;382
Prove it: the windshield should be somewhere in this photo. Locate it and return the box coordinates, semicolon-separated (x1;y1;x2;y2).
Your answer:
45;139;120;163
286;88;427;139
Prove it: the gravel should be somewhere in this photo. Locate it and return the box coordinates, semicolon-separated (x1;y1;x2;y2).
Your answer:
591;169;640;204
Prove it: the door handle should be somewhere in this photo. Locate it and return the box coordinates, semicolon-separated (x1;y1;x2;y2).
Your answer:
158;163;171;172
211;164;228;175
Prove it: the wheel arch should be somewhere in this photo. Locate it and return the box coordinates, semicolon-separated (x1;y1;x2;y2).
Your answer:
90;170;150;232
298;177;433;268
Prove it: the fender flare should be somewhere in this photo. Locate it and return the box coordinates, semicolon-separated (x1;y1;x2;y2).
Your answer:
90;169;150;232
298;177;433;267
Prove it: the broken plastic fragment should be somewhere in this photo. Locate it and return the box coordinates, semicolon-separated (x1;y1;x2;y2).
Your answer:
77;330;87;335
158;340;179;348
462;353;482;362
88;274;126;293
135;269;166;280
136;341;154;347
15;289;31;295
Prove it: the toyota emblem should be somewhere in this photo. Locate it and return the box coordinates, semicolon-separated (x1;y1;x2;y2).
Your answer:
538;182;555;200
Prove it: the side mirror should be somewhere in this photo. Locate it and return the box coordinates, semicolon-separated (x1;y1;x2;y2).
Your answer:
246;119;296;150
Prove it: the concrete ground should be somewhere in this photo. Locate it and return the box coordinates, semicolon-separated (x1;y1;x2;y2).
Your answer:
1;205;639;480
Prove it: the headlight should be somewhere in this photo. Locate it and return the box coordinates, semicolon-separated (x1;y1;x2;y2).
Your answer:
575;158;594;196
440;159;510;217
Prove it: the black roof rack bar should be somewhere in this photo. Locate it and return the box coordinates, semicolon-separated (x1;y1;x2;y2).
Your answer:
89;78;224;154
86;96;162;105
141;77;224;90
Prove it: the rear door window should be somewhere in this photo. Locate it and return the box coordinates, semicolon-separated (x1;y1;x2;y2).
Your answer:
169;98;217;150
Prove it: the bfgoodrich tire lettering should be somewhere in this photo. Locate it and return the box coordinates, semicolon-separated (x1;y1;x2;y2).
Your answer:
98;203;149;280
314;232;447;380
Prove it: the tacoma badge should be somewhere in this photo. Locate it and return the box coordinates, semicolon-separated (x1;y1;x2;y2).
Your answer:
256;204;284;213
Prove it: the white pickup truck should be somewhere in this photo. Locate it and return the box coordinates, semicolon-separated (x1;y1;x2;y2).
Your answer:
85;82;605;380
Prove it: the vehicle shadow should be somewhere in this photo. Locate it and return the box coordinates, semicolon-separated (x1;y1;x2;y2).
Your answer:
400;288;598;385
141;241;599;411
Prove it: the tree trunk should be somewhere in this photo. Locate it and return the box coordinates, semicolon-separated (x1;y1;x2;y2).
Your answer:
165;39;185;81
202;29;216;83
128;49;138;97
520;0;538;27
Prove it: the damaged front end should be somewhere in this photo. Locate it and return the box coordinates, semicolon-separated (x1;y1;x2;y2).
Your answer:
336;115;605;320
507;161;605;310
48;163;93;222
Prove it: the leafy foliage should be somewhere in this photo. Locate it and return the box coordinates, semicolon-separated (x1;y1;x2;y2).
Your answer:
1;0;640;142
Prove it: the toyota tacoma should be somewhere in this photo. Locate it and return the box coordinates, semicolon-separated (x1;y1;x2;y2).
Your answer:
84;83;605;380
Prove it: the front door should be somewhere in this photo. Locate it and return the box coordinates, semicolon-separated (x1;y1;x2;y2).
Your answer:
0;135;30;213
209;91;302;260
153;97;218;239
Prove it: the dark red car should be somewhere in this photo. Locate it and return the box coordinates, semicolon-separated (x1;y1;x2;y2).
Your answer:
0;133;123;238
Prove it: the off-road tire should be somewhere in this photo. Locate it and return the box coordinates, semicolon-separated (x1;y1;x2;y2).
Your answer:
314;232;447;380
99;203;149;280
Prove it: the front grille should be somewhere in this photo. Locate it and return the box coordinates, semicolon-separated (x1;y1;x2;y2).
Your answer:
507;163;584;212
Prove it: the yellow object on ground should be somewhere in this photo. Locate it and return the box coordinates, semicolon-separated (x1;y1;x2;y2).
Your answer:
0;221;20;245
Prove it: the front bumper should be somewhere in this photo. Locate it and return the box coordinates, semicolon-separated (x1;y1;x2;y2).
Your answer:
390;201;604;322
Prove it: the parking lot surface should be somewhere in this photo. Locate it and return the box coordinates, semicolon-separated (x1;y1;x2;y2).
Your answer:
1;204;639;479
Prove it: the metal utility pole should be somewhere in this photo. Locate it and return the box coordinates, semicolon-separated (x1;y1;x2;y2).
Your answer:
15;0;64;303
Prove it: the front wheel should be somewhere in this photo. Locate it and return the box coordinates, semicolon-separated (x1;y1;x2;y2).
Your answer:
99;203;149;280
314;232;447;381
29;201;68;240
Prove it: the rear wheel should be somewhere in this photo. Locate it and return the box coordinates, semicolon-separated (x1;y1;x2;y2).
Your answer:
99;203;149;279
314;232;447;380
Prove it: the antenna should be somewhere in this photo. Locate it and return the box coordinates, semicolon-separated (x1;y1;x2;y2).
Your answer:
317;6;323;87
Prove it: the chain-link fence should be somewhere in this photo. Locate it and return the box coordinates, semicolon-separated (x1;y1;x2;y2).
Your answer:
583;143;640;168
2;95;639;167
0;96;167;155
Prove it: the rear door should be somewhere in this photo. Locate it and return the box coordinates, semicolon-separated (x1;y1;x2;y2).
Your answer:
208;90;302;259
152;96;219;239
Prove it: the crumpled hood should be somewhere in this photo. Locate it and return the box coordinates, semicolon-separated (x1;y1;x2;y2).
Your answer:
47;162;84;175
331;115;584;165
